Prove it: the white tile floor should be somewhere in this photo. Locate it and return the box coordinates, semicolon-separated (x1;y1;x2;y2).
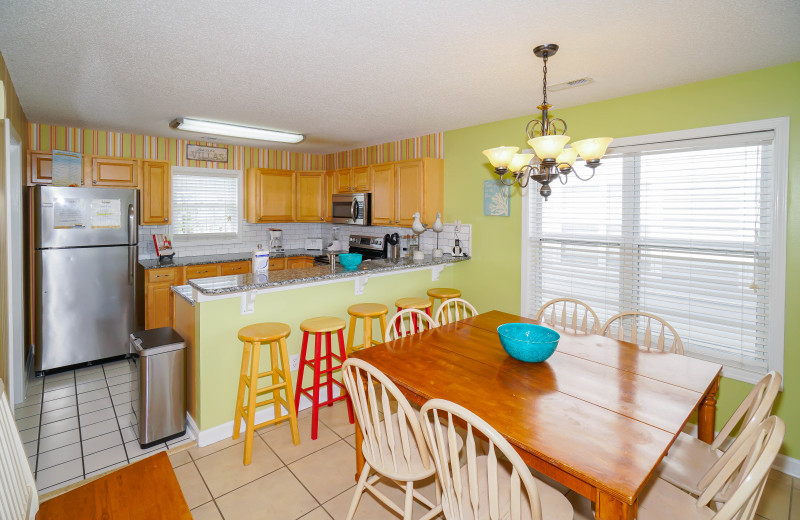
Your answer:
14;357;194;495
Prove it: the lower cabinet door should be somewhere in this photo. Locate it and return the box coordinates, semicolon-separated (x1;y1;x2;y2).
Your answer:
145;283;173;329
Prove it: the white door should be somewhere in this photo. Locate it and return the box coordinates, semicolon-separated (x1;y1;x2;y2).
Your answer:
2;119;25;406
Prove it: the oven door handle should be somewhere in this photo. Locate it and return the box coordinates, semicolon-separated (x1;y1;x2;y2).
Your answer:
350;199;358;222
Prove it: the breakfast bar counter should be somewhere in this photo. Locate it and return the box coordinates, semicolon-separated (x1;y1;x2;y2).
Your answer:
172;253;469;445
188;254;469;297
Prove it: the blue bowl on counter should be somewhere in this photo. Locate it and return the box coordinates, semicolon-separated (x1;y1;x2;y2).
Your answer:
338;253;363;271
497;323;560;362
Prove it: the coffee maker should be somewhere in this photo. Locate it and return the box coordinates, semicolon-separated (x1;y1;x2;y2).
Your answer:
269;228;284;252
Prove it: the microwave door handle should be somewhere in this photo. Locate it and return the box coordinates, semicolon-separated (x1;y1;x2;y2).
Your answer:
350;199;358;222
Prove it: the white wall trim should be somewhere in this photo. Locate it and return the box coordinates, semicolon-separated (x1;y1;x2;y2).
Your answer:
195;387;342;447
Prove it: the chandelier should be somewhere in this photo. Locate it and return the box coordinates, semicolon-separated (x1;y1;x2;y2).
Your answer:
482;44;613;199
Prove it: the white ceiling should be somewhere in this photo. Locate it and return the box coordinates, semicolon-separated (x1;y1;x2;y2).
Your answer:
1;0;798;154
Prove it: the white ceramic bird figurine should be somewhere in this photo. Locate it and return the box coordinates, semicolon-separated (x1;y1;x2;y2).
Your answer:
411;212;426;233
432;212;444;233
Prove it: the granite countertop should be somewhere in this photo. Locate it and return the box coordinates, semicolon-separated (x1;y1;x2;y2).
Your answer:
138;249;324;269
171;285;195;306
188;254;469;296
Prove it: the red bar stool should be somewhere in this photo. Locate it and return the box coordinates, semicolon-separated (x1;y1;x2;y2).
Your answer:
294;316;355;440
394;297;433;334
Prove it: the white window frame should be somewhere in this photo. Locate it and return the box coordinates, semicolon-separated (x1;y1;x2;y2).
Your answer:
170;166;243;245
521;117;789;384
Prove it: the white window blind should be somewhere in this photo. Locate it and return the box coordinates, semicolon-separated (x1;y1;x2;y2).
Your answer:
171;168;240;238
524;123;787;381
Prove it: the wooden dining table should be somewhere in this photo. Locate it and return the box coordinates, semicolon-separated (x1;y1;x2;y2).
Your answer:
350;310;722;520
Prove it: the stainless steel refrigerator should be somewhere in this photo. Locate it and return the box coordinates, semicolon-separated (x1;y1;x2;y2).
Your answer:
34;185;140;372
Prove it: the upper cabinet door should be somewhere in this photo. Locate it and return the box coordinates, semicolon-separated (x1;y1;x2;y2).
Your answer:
395;161;424;227
91;157;138;187
28;151;54;185
371;163;396;226
333;168;352;193
324;170;335;222
296;171;325;222
246;168;295;223
352;166;372;192
140;160;171;225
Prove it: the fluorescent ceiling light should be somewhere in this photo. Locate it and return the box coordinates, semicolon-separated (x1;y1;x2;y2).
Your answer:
170;118;304;144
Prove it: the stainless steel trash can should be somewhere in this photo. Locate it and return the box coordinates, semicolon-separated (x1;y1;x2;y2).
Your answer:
129;327;186;448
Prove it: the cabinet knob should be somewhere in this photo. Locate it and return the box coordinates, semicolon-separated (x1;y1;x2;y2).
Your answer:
92;180;97;184
164;217;168;221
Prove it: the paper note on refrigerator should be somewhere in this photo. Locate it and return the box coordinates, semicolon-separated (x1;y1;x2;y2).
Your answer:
51;150;82;187
90;199;121;228
53;198;86;228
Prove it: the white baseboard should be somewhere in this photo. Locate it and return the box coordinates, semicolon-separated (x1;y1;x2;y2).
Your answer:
682;423;799;478
196;387;342;447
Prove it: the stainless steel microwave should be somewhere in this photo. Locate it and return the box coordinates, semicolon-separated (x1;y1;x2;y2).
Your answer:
331;193;371;225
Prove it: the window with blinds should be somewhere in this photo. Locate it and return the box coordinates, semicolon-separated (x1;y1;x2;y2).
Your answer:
171;168;241;238
523;120;787;382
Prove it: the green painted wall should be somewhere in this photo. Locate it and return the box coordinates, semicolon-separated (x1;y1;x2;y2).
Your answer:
193;266;455;430
444;61;800;457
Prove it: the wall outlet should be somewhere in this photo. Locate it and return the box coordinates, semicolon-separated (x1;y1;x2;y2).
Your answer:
289;354;300;371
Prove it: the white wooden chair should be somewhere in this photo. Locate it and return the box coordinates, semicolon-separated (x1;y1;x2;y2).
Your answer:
434;298;478;326
657;371;781;499
341;358;442;520
419;398;573;520
0;379;39;520
636;416;785;520
599;311;684;354
535;298;599;335
385;309;438;342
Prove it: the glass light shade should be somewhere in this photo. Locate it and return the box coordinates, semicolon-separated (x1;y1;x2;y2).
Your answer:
527;135;571;160
555;147;577;166
571;137;613;161
482;146;519;168
508;153;535;172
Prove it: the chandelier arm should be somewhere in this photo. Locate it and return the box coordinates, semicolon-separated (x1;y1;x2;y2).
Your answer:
548;117;568;136
559;171;569;185
517;166;533;188
572;166;596;182
498;172;517;187
526;119;543;140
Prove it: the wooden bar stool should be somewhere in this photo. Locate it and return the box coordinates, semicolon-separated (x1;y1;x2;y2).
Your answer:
295;317;355;440
427;287;461;310
233;322;300;465
394;297;433;334
346;303;388;353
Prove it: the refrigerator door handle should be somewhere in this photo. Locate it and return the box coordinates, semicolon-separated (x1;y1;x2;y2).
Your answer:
128;247;135;286
128;203;136;245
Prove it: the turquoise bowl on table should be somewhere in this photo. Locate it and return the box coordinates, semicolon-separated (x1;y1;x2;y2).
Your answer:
338;253;363;271
497;323;560;362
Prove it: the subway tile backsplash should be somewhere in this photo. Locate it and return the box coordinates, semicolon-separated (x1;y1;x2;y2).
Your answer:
138;221;471;260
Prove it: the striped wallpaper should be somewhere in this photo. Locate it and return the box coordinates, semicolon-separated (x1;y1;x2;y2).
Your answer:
28;123;444;170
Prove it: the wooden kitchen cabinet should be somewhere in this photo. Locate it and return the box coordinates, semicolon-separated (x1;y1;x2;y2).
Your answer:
295;171;326;222
184;264;221;281
333;166;371;193
269;257;286;271
140;160;171;225
245;168;295;223
286;257;314;269
220;261;251;275
325;170;335;221
370;163;396;225
88;156;138;187
369;158;443;228
145;267;177;329
27;151;54;185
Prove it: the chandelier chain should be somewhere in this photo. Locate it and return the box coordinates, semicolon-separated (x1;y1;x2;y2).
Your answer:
542;56;549;109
